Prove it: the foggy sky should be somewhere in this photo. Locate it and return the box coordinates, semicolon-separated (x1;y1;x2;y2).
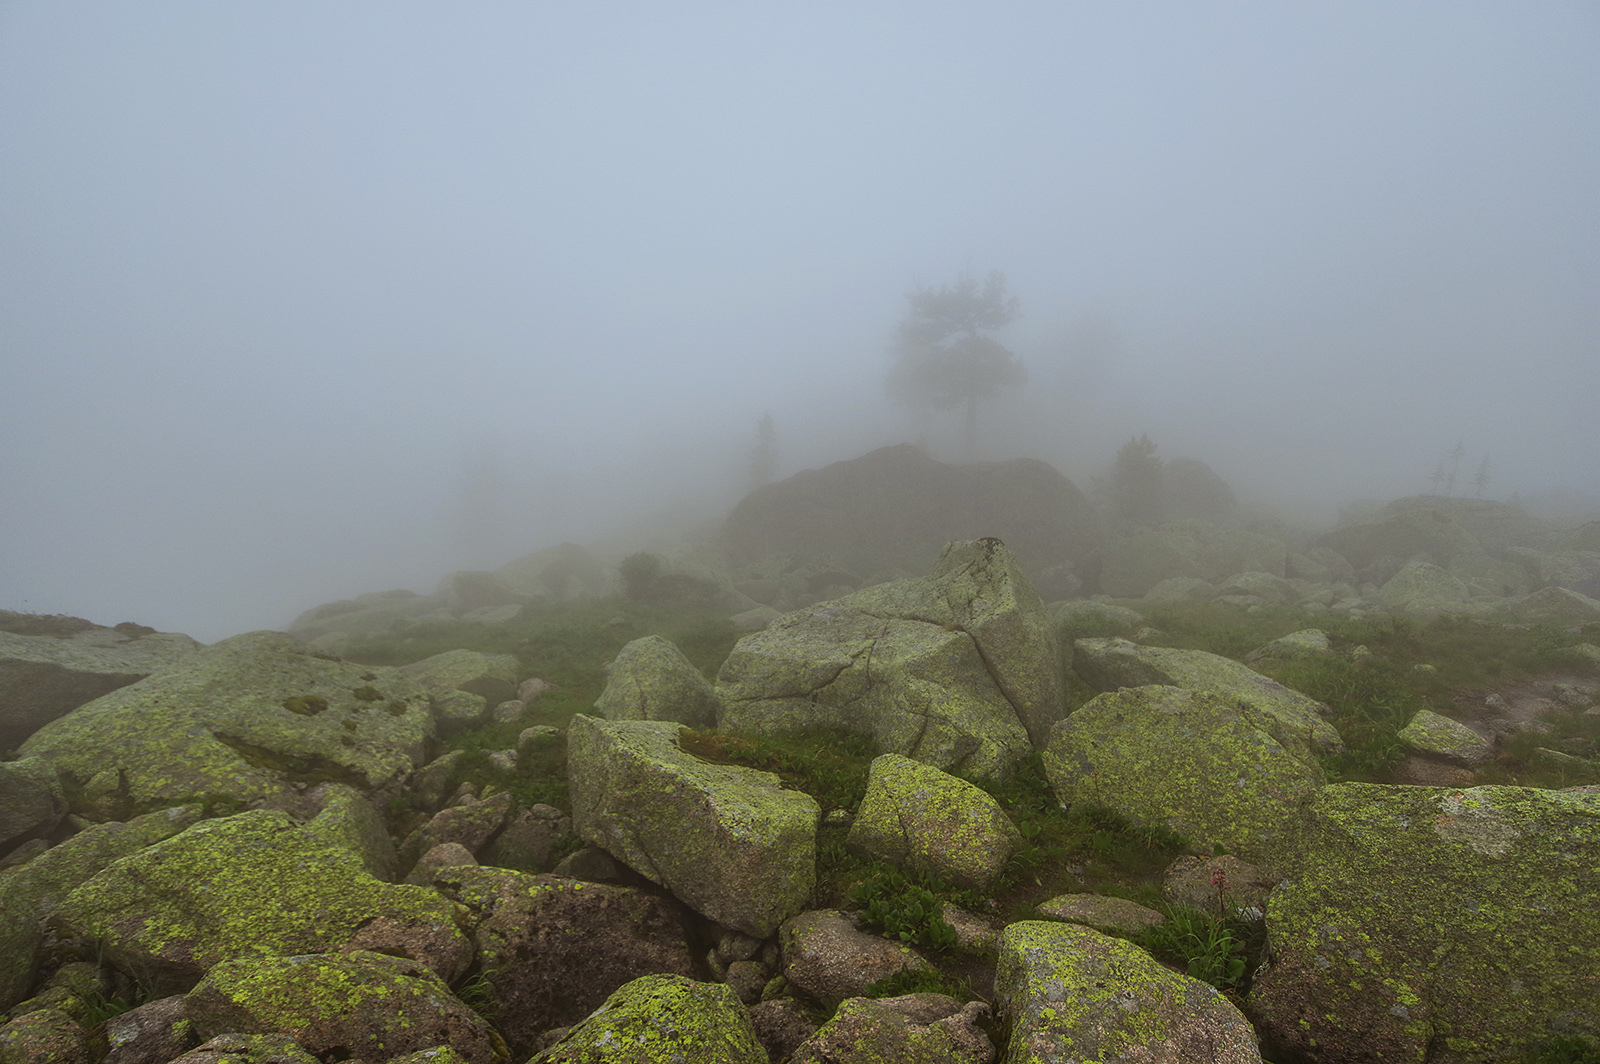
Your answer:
3;3;1597;641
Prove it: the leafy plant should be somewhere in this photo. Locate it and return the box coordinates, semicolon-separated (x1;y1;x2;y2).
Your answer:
850;864;963;952
1136;907;1253;993
863;967;975;1002
1525;1036;1600;1064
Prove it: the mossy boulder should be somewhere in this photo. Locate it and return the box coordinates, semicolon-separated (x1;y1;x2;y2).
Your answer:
1396;709;1493;765
302;784;399;882
1243;628;1334;667
19;632;434;815
0;758;66;853
1046;600;1144;639
717;540;1058;781
594;635;722;728
53;810;470;995
398;649;519;709
168;1032;321;1064
433;867;694;1060
0;1007;87;1064
1034;894;1165;933
1041;685;1324;867
1496;585;1600;624
0;805;202;1010
790;995;994;1064
531;974;765;1064
567;716;818;937
995;921;1262;1063
846;754;1021;891
1072;637;1343;758
185;951;504;1064
1250;784;1600;1063
1319;507;1482;576
1376;560;1475;618
1100;521;1287;598
779;910;931;1008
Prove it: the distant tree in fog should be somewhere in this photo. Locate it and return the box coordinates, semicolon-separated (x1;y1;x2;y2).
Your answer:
1444;442;1466;497
749;412;778;490
1474;455;1492;499
1108;433;1165;525
885;271;1025;459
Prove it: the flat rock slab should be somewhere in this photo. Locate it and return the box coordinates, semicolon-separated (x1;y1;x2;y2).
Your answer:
1397;709;1493;764
532;974;765;1064
568;716;818;938
1250;783;1600;1063
20;631;434;814
779;910;930;1008
594;635;721;728
1035;894;1165;933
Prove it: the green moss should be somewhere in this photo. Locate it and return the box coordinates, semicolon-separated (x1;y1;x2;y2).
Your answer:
351;685;384;702
281;695;328;716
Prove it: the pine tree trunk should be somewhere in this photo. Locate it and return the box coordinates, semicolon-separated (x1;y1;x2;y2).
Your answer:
964;395;977;460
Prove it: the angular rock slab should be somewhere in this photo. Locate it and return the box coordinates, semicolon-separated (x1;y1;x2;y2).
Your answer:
54;810;470;994
717;540;1059;781
1250;783;1600;1063
568;716;818;937
186;951;504;1064
594;635;722;728
847;754;1021;891
1072;636;1343;757
1397;709;1492;765
791;995;994;1064
532;974;766;1064
1042;685;1324;867
435;867;694;1060
20;631;434;813
779;910;931;1008
995;921;1262;1064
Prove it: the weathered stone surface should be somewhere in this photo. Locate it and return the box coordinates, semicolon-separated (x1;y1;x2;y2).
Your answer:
568;716;817;937
790;995;995;1064
594;635;721;728
167;1033;320;1064
398;649;519;708
1397;709;1493;765
1162;855;1275;920
779;910;930;1008
0;805;202;1011
53;810;470;995
1035;894;1165;933
1243;628;1334;667
1377;560;1475;618
19;632;434;814
1320;506;1482;576
1046;600;1144;639
1216;570;1298;606
1042;685;1324;867
531;974;765;1064
1250;784;1600;1063
1496;585;1600;624
721;444;1103;584
747;1000;819;1063
302;784;398;882
718;540;1060;780
0;1007;87;1064
0;616;201;754
479;804;572;872
185;951;503;1064
1100;521;1287;598
1072;637;1343;758
405;843;477;884
399;792;513;871
1506;546;1600;598
101;994;195;1064
846;754;1021;891
0;759;66;854
996;921;1262;1063
435;867;694;1060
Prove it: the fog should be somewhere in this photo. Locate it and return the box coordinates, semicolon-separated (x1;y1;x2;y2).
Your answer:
3;4;1597;641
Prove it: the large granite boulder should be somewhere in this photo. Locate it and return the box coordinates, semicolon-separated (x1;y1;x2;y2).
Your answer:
1099;521;1287;598
567;716;818;937
0;758;67;855
1041;685;1324;867
435;867;694;1059
1496;585;1600;624
847;754;1021;891
791;995;994;1064
1251;784;1600;1062
717;539;1061;780
779;910;931;1008
721;444;1102;582
1506;547;1600;598
1319;506;1482;578
398;649;519;707
1072;637;1342;758
185;951;504;1064
1376;560;1476;618
285;590;439;651
19;632;435;815
532;975;765;1064
995;921;1262;1063
594;635;721;728
53;810;470;995
0;805;202;1010
0;612;201;753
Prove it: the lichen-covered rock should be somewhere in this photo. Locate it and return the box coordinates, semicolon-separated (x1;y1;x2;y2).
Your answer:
0;758;66;853
399;649;519;711
1216;570;1298;606
433;867;694;1060
53;810;470;995
995;921;1262;1063
594;635;722;728
101;994;195;1064
1041;685;1323;867
1319;507;1482;576
1496;585;1600;624
0;805;202;1011
1072;637;1343;757
1377;560;1475;618
398;792;513;872
302;784;398;882
1250;783;1600;1063
185;951;504;1064
568;716;817;937
1100;521;1287;598
790;995;995;1064
0;1007;87;1064
779;910;930;1008
1161;856;1275;920
0;617;202;754
530;974;765;1064
1243;629;1334;666
717;541;1058;780
167;1032;323;1064
19;632;434;815
1034;894;1164;933
480;804;572;872
1046;600;1144;639
847;754;1021;891
1397;709;1493;765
